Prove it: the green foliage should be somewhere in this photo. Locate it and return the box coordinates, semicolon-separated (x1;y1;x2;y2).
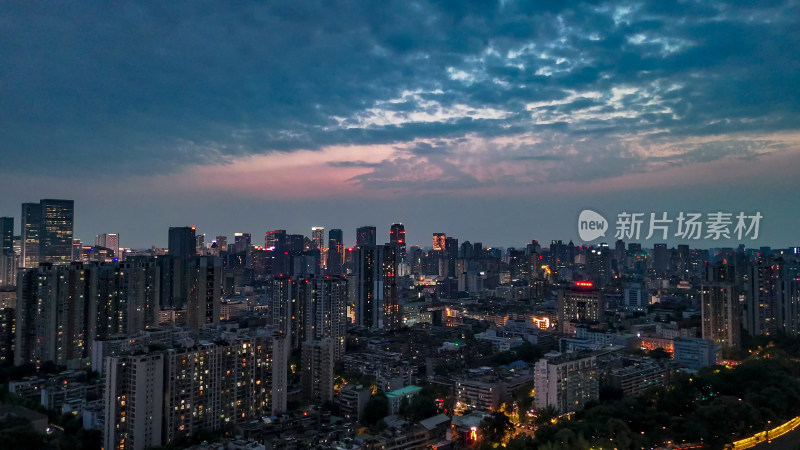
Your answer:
362;392;389;427
480;411;512;444
533;357;800;449
646;347;672;360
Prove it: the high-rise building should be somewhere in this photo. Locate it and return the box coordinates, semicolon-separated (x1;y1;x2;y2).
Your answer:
104;332;289;450
356;226;376;247
19;200;75;267
95;233;120;259
0;217;12;253
95;260;160;340
265;230;286;250
168;226;196;258
327;228;344;275
445;237;458;278
653;243;669;275
104;352;164;450
302;338;334;404
382;244;400;331
185;256;221;333
15;262;95;367
311;227;325;250
389;223;406;264
534;352;599;414
233;232;251;254
557;281;601;333
215;235;228;252
744;258;781;336
195;234;205;254
432;233;446;251
21;202;41;268
701;283;741;349
353;243;380;329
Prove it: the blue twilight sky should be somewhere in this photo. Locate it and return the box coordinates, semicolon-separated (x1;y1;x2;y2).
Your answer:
0;0;798;249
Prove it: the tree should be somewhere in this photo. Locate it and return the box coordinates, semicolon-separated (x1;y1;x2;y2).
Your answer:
514;342;544;363
407;394;438;422
362;393;389;427
480;411;512;444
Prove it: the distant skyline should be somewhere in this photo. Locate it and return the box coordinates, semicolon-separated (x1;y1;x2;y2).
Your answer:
1;1;798;248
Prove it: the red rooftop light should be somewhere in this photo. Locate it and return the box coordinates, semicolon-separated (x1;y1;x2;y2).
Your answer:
575;281;594;288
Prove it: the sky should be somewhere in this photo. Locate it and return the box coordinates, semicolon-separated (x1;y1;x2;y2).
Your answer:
1;0;799;249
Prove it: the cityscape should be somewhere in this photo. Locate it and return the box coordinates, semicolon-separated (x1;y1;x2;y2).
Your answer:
2;1;800;450
1;203;800;449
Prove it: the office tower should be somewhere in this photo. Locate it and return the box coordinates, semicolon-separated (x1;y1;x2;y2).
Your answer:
287;234;305;254
624;282;646;309
0;250;18;287
96;233;120;259
557;281;601;333
168;226;196;258
104;353;164;450
356;226;376;247
389;223;406;263
549;240;568;272
0;217;12;253
15;262;95;367
653;243;669;275
473;242;484;259
508;249;529;282
36;199;75;265
327;229;344;275
614;239;626;273
353;243;380;329
432;233;446;251
302;338;334;404
587;244;612;287
381;244;401;331
195;234;205;254
444;237;458;278
21;203;41;268
534;352;599;413
215;235;228;252
185;256;221;333
233;232;251;254
311;227;325;250
701;283;741;349
265;229;286;250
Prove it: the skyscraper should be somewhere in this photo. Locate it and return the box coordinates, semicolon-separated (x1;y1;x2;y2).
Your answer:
356;226;376;247
21;202;42;268
185;256;221;333
701;283;741;349
311;226;325;250
389;223;406;265
0;217;12;253
168;226;196;258
432;233;446;251
265;229;286;250
39;199;74;265
327;228;344;275
96;233;120;259
353;243;380;329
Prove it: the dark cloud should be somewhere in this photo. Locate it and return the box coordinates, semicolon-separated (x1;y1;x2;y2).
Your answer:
0;0;798;184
